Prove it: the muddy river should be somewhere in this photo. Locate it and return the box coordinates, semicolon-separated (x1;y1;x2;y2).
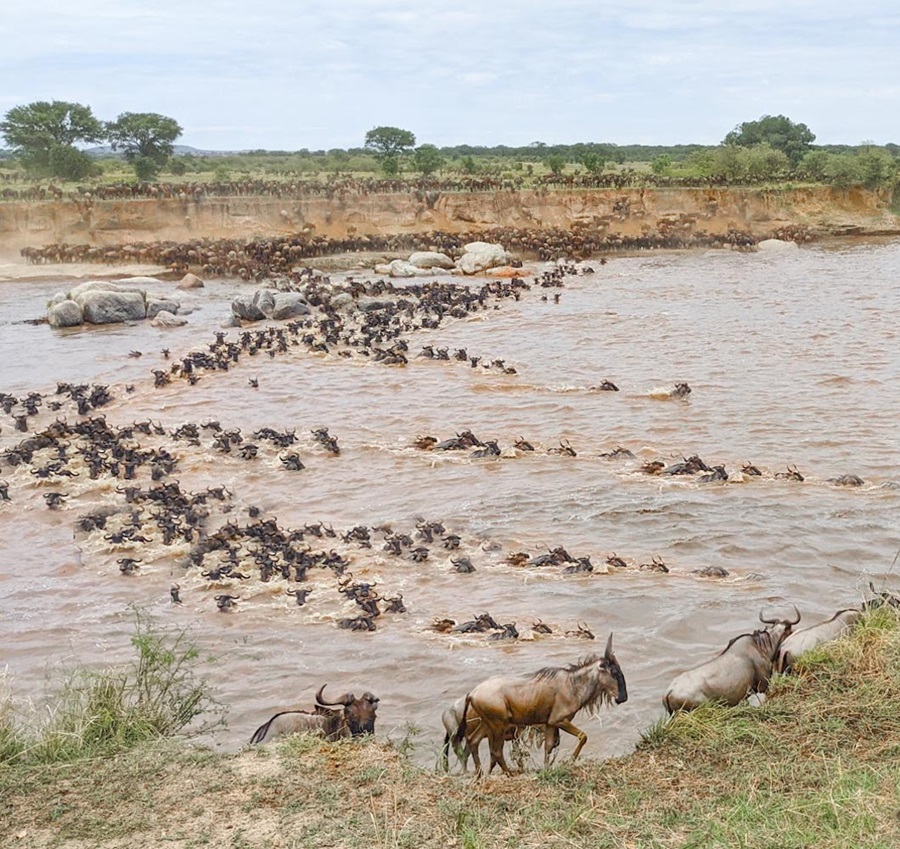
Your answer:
1;238;898;767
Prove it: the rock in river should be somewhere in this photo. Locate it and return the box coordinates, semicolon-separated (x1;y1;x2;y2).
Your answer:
48;300;85;328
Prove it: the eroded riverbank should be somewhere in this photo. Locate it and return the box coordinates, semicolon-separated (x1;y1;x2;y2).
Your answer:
1;186;897;257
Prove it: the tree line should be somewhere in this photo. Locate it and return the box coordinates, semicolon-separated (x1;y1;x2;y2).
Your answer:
1;104;898;193
0;101;182;181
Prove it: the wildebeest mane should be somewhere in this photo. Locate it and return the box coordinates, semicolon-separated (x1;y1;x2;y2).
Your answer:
529;653;617;718
717;630;764;657
530;653;602;681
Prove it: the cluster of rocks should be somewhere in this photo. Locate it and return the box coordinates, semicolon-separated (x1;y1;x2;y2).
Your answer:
374;242;512;278
46;273;203;329
231;289;311;323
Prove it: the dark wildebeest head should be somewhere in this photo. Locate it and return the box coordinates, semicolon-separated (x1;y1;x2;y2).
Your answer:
316;685;379;736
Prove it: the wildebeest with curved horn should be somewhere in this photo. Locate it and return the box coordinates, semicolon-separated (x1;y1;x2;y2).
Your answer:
453;634;627;775
776;608;861;673
663;607;800;713
249;685;379;744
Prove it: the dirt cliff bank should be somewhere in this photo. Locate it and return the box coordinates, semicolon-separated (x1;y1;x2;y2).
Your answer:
0;186;897;257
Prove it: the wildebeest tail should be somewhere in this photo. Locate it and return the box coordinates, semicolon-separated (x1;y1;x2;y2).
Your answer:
452;694;472;750
441;731;451;772
249;711;289;745
662;692;674;716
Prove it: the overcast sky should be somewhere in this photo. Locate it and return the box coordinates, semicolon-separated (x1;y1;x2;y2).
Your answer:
2;1;898;151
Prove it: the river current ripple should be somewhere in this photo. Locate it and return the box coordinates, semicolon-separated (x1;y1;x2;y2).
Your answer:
0;239;898;765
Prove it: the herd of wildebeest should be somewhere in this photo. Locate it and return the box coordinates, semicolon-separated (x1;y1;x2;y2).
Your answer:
250;590;898;777
0;172;828;205
1;220;893;777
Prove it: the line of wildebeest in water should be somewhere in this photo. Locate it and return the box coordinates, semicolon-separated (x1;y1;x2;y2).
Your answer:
248;588;900;776
0;254;884;626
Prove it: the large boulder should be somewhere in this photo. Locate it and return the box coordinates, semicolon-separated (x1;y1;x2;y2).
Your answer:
69;280;147;300
253;289;276;317
117;276;164;286
147;299;181;319
456;242;511;275
177;272;205;289
329;292;356;312
757;239;798;252
231;289;278;322
231;294;266;322
79;291;147;324
151;310;188;328
271;293;311;320
48;300;84;328
408;251;455;270
387;259;421;278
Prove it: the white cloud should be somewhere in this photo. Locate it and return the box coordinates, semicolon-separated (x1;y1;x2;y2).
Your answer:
0;0;897;148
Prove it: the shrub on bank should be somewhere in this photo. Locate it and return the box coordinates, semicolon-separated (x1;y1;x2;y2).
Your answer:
0;608;223;765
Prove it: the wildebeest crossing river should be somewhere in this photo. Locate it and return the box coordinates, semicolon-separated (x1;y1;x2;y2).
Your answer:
0;237;898;765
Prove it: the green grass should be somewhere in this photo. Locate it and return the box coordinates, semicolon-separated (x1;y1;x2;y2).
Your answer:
0;607;223;766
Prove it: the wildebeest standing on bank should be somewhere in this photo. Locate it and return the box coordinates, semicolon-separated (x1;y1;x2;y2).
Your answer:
663;608;800;713
454;634;627;776
440;696;560;773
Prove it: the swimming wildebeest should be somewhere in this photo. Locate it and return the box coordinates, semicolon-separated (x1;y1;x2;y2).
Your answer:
776;608;861;673
249;685;379;744
453;634;627;776
663;607;800;713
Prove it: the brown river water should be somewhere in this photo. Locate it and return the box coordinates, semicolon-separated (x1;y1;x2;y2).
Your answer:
1;238;898;767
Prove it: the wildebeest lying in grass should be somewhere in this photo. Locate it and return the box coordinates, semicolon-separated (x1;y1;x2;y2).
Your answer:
249;685;379;744
663;608;800;713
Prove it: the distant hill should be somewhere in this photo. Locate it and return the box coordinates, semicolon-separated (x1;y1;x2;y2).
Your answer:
83;145;245;159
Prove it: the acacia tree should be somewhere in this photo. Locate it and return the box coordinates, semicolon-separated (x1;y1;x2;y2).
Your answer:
724;114;815;166
0;100;104;178
364;126;416;175
106;112;183;181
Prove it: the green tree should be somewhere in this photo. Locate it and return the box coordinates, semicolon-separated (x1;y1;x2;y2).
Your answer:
823;154;862;188
724;114;815;166
0;100;104;177
460;155;478;175
856;144;896;189
106;112;183;180
581;152;604;174
799;150;830;181
364;126;416;157
744;144;790;182
381;156;401;176
364;126;415;176
412;143;444;176
651;154;672;175
546;153;566;175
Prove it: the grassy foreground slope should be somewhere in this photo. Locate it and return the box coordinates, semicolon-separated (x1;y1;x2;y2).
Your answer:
2;609;898;849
